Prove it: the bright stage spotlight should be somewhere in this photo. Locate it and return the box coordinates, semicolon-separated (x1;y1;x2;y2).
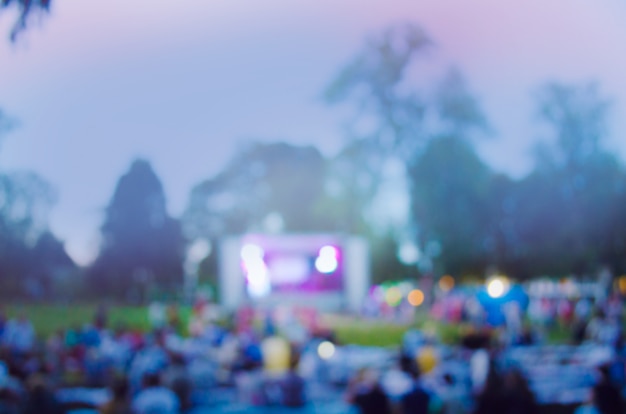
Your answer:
315;245;339;273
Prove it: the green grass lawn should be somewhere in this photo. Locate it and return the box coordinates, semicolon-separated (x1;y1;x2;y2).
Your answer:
4;304;573;347
5;304;154;338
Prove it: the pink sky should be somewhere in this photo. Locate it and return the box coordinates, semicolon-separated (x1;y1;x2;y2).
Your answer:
1;0;626;264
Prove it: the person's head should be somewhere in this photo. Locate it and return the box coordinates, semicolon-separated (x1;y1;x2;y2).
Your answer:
111;377;129;401
504;368;525;388
400;353;420;380
171;353;186;367
597;364;612;383
289;350;300;372
595;308;606;320
143;372;161;389
26;373;48;394
443;373;455;386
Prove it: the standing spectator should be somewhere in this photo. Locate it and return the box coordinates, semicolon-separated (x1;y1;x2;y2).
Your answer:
148;301;167;331
166;305;181;335
94;304;108;331
0;308;6;341
575;297;593;322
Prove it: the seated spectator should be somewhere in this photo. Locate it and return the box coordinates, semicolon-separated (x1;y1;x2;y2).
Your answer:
132;372;179;414
472;364;507;414
19;374;64;414
162;354;192;412
279;354;306;408
593;364;622;414
398;355;433;414
346;368;391;414
502;368;538;414
574;389;601;414
99;377;132;414
0;362;21;414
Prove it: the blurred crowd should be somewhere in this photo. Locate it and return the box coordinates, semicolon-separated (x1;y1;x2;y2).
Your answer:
0;291;624;414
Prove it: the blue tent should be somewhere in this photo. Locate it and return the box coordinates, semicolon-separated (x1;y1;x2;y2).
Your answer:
476;284;529;327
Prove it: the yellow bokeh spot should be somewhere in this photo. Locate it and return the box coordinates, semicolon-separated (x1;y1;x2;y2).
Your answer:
416;346;438;374
385;287;403;307
407;289;425;307
261;336;291;374
618;276;626;295
439;275;455;292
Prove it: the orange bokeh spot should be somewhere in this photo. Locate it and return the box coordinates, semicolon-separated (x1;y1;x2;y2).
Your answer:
439;275;455;292
408;289;425;307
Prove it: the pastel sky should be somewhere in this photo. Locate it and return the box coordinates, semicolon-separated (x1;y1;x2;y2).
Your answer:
1;0;626;265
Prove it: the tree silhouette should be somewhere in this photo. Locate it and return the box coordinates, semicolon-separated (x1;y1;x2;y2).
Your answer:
89;159;185;301
0;0;51;42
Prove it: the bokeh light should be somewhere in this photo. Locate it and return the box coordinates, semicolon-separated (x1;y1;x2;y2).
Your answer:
315;245;339;273
407;289;425;307
416;346;438;374
618;275;626;295
240;243;270;298
317;341;336;360
241;243;264;261
385;286;403;307
438;275;454;292
319;245;338;258
487;277;509;298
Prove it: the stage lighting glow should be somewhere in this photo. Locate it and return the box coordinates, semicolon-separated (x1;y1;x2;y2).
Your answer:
407;289;425;307
315;256;338;273
247;261;270;298
241;244;264;261
385;287;403;307
241;243;270;298
315;245;339;273
317;341;335;360
487;277;509;298
319;245;338;258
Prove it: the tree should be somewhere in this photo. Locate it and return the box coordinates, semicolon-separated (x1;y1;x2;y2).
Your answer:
184;141;332;241
0;0;51;42
407;135;494;276
516;82;625;276
0;108;72;299
89;159;185;301
0;171;57;295
430;67;491;140
324;22;431;211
